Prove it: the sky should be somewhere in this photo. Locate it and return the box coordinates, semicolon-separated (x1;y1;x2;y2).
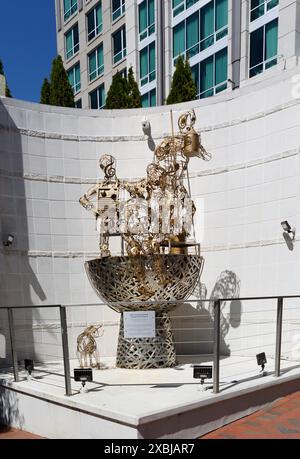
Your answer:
0;1;57;103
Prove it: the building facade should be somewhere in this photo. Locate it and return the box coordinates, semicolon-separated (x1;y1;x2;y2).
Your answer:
54;0;287;109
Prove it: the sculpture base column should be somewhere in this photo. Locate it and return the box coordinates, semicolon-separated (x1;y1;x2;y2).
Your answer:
116;312;177;369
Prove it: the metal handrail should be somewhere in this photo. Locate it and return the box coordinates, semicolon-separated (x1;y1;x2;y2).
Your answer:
1;294;300;396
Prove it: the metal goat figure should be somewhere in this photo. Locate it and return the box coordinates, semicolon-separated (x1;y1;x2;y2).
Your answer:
77;324;104;369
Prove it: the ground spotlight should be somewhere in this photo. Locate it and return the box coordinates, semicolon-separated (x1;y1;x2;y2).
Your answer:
193;365;213;391
3;234;14;247
74;368;93;393
256;352;267;377
24;359;34;380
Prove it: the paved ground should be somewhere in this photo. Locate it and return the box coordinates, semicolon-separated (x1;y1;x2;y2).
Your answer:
202;390;300;439
0;426;44;439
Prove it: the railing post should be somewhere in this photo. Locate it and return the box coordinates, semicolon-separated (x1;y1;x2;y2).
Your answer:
275;297;283;377
59;306;72;396
7;308;19;382
213;299;221;394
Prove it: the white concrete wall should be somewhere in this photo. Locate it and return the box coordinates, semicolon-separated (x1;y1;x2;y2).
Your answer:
0;61;300;365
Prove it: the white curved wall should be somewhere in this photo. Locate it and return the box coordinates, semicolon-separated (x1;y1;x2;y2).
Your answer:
0;64;300;362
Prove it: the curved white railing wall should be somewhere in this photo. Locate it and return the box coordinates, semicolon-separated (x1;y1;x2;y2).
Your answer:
0;65;299;360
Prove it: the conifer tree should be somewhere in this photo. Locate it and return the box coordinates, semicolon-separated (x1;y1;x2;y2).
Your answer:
0;59;12;97
49;55;74;107
127;66;141;108
40;78;51;105
166;55;196;105
105;72;130;109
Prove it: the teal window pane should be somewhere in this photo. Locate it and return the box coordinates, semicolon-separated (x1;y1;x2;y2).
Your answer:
200;2;214;50
215;48;227;86
265;18;278;60
141;93;149;108
64;0;77;21
250;26;263;76
140;48;148;79
267;0;279;11
96;3;102;30
98;45;104;68
191;64;199;97
150;88;156;107
200;55;214;97
99;85;105;107
139;1;147;33
173;0;182;7
89;52;97;79
173;21;185;57
149;42;155;73
66;31;73;55
149;0;155;26
75;99;82;109
215;0;228;31
186;12;199;57
67;68;74;88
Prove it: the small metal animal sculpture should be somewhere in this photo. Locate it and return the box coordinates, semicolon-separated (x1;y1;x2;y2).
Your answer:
77;324;104;369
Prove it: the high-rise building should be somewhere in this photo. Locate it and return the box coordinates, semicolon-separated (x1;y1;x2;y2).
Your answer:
55;0;280;109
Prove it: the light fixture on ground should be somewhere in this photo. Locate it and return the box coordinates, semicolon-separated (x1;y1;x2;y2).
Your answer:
256;352;267;377
193;365;213;391
74;368;93;393
24;359;34;381
3;234;14;247
281;221;295;240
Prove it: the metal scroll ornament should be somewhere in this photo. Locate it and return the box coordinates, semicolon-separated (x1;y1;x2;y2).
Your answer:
80;110;210;369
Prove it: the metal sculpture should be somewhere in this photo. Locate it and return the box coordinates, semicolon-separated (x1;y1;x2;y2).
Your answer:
77;324;104;369
80;109;210;369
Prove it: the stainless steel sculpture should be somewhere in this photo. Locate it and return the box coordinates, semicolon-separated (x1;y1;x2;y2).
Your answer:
80;110;209;369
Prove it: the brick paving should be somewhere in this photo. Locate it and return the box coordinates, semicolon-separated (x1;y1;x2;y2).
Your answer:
202;391;300;439
0;426;44;439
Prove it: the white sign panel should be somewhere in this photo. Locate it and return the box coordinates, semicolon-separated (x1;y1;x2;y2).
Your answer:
123;311;156;339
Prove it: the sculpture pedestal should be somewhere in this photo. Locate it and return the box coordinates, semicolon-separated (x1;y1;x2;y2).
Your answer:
116;312;177;369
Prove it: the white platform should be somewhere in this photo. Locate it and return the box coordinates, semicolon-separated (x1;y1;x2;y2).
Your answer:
1;355;300;439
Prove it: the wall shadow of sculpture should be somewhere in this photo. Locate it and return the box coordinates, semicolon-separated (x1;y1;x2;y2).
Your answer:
142;121;156;152
0;384;24;431
282;231;295;251
0;100;46;369
171;270;242;358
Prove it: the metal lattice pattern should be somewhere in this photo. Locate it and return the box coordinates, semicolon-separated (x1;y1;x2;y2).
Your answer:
85;254;203;313
116;312;177;369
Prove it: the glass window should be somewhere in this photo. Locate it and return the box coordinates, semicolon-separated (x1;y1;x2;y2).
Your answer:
74;99;82;109
112;0;125;22
64;0;78;22
250;0;279;22
113;26;126;64
87;2;103;42
90;84;105;109
186;12;199;58
173;21;185;58
67;62;81;93
172;0;198;18
192;47;228;99
141;88;156;107
173;2;228;61
140;42;156;86
139;0;155;41
200;0;228;51
65;24;79;60
88;44;104;81
249;18;278;77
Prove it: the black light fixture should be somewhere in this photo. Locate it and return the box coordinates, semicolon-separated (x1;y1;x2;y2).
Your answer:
193;365;213;391
3;234;14;247
281;221;295;240
74;368;93;393
256;352;267;377
24;359;34;380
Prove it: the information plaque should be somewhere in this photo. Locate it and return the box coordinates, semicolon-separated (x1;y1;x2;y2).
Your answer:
123;311;156;338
